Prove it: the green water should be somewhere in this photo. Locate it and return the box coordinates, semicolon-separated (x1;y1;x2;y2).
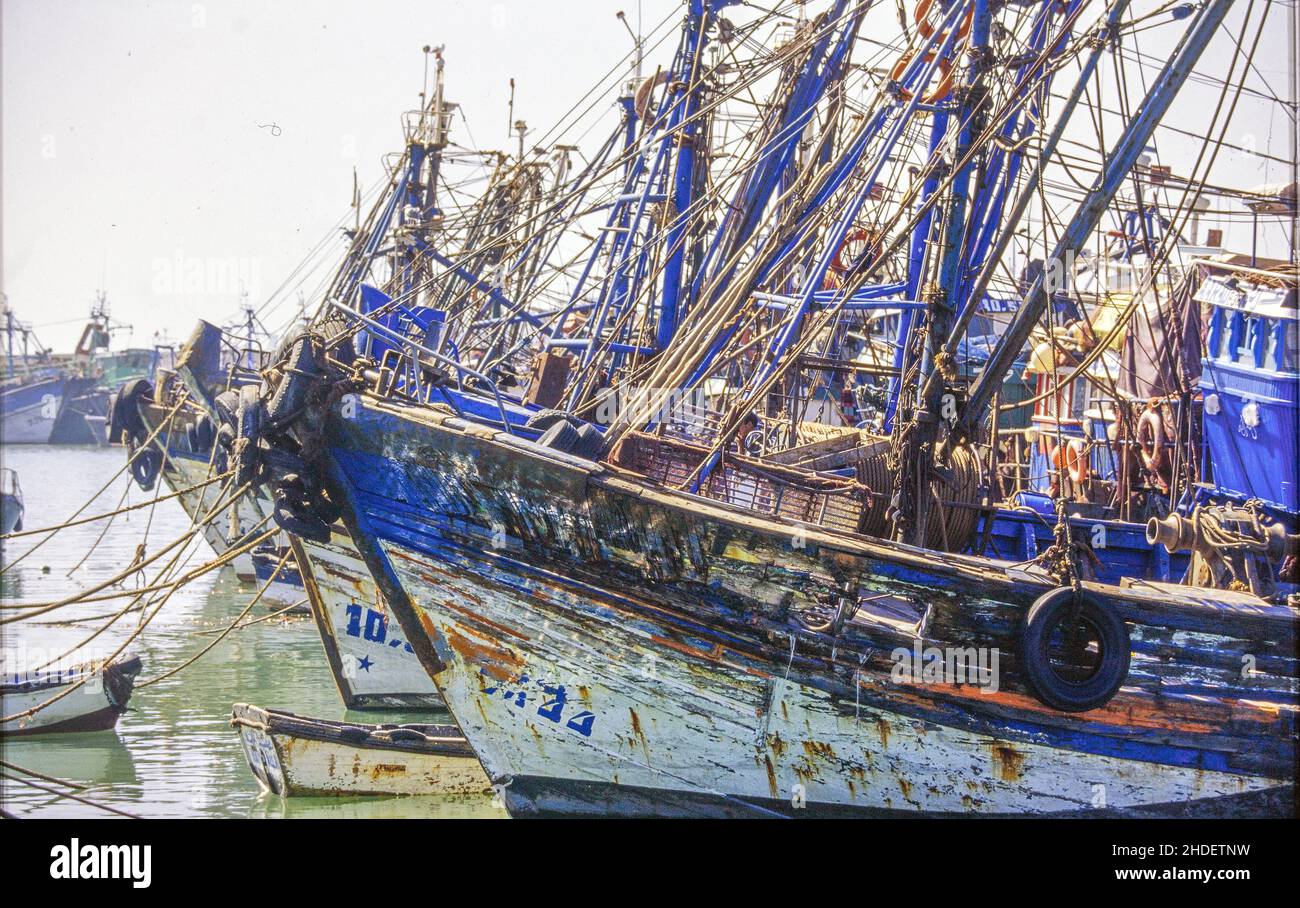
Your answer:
0;445;501;818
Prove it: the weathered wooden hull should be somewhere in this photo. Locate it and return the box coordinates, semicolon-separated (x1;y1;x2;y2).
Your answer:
231;703;489;797
1;655;142;736
289;527;444;710
140;395;442;710
317;395;1297;818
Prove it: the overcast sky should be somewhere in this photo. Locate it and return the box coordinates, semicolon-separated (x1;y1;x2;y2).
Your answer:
3;0;1295;354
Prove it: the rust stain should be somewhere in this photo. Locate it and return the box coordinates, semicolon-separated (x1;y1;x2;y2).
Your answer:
763;754;778;798
801;739;835;760
442;624;524;682
897;777;912;800
769;733;787;759
875;717;890;749
370;763;407;777
989;744;1026;782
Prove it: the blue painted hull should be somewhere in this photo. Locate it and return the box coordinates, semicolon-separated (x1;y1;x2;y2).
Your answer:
306;394;1296;817
972;509;1191;585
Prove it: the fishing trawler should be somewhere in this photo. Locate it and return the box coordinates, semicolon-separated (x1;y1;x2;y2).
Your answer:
2;301;69;444
119;0;1292;818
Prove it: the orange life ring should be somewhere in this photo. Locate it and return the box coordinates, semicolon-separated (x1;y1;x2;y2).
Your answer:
890;50;954;104
914;0;974;42
1064;439;1089;484
831;228;877;274
1136;407;1165;472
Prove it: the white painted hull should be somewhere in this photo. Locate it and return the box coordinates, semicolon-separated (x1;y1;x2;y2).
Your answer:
293;528;443;710
1;657;141;736
382;538;1292;817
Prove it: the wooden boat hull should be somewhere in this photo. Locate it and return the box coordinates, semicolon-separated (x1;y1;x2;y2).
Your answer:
139;392;442;710
231;703;489;797
290;528;443;710
1;655;142;736
316;395;1297;818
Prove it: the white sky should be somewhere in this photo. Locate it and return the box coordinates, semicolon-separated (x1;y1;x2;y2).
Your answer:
2;0;1295;353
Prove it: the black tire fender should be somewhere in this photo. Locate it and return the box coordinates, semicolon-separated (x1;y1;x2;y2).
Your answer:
570;422;605;460
130;447;163;492
537;419;580;454
1021;587;1130;712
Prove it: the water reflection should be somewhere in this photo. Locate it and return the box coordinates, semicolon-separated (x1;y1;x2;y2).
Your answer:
0;446;499;819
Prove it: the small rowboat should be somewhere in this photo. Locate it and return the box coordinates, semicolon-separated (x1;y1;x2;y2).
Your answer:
230;703;491;797
1;655;142;736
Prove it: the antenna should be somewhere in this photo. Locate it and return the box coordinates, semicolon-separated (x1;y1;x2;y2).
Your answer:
507;77;516;142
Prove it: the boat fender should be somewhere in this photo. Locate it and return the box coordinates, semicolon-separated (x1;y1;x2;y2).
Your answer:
272;486;331;544
337;726;370;745
270;473;336;543
109;379;152;445
1136;406;1165;472
537;419;581;455
524;408;578;433
570;422;606;461
1021;587;1130;712
193;415;216;453
130;446;163;492
265;334;323;429
213;389;241;428
233;384;264;487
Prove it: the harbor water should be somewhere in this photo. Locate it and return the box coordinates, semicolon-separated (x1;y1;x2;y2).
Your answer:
0;445;500;818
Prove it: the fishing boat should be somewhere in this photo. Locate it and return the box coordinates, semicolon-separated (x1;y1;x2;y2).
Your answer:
0;467;23;536
0;655;142;736
232;0;1299;818
230;703;490;797
117;320;444;710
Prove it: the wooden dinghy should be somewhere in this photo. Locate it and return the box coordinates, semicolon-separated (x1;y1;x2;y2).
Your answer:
230;703;490;797
1;655;142;736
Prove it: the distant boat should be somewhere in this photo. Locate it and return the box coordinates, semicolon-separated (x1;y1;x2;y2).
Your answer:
0;655;143;736
230;703;490;797
0;467;23;535
1;371;67;443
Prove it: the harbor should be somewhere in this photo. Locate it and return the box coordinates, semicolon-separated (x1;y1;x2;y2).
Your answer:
1;0;1297;838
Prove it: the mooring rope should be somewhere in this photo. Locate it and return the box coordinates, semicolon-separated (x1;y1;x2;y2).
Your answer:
0;396;190;576
0;771;140;819
1;470;230;542
0;521;276;725
192;597;308;636
139;545;293;687
0;478;251;617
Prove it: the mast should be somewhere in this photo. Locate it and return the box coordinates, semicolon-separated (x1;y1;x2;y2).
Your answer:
960;0;1238;436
